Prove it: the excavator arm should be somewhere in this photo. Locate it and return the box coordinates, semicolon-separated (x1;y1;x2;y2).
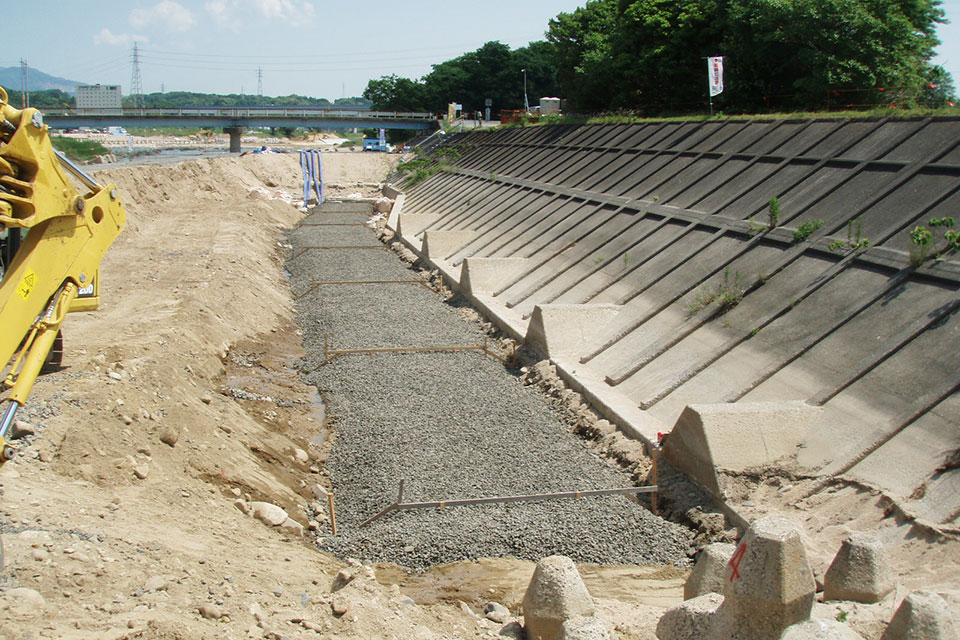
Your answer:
0;86;126;463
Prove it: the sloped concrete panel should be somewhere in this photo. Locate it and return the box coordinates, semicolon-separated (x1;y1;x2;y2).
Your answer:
662;401;822;497
423;230;477;262
527;304;621;359
461;257;529;295
397;213;439;239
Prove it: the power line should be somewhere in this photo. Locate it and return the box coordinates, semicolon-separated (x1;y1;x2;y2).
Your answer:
136;38;538;60
257;66;262;96
138;50;468;68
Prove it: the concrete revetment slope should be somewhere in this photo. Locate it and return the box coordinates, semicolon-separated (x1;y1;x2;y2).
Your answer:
386;118;960;529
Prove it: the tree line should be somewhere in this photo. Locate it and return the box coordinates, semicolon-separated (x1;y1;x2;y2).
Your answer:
364;0;955;116
121;92;370;109
0;88;370;110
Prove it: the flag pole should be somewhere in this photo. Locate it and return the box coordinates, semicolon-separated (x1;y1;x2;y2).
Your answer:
704;56;713;116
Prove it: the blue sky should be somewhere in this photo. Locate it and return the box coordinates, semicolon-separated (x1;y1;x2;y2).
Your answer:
3;0;959;100
1;0;583;99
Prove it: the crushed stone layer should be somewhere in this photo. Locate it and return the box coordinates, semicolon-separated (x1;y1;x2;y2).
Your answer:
287;202;692;570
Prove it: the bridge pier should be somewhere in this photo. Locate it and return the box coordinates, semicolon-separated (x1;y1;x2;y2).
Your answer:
224;126;244;153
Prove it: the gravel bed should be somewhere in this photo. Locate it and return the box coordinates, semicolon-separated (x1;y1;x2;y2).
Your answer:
288;203;692;569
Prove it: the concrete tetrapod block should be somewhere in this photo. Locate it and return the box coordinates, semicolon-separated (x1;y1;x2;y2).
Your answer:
662;402;822;497
656;592;724;640
397;213;439;239
557;616;613;640
712;516;816;640
781;619;866;639
526;304;621;359
880;591;958;640
684;542;737;600
460;257;529;296
522;555;595;640
823;532;895;604
422;230;477;262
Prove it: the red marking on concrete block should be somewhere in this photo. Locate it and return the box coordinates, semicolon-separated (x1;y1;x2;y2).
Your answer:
729;543;747;582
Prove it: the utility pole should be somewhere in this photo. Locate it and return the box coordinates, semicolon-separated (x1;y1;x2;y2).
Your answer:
521;68;529;113
19;59;28;108
257;67;263;97
130;42;144;109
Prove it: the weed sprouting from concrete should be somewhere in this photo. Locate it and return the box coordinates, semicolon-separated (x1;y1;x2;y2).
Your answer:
683;267;745;315
910;224;933;265
398;149;460;187
909;217;959;266
792;219;824;243
828;216;870;253
767;197;781;230
747;216;766;234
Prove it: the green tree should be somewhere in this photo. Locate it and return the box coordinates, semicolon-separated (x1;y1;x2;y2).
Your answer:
363;74;431;111
363;41;556;115
546;0;951;113
723;0;947;109
4;88;75;109
547;1;621;111
514;40;563;104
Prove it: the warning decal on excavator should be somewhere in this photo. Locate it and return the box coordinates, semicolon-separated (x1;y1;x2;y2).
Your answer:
16;269;37;300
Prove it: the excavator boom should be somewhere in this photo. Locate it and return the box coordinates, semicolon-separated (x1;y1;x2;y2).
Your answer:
0;86;126;460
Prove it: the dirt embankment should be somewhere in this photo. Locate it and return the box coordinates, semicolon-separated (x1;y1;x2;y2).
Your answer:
0;152;465;639
0;152;682;640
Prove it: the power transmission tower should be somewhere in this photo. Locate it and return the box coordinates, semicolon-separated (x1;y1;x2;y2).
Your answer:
257;67;263;97
19;59;28;108
130;42;144;109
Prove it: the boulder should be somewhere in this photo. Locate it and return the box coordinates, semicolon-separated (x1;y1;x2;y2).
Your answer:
523;555;595;640
684;543;737;600
823;533;894;603
1;588;46;615
485;601;511;623
249;501;288;526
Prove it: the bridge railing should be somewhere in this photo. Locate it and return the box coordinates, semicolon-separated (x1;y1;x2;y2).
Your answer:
41;107;436;120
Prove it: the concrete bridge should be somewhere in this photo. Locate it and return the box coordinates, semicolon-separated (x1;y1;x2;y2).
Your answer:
41;106;439;151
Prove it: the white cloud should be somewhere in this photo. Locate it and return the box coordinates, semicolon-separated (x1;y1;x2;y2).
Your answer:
205;0;243;29
93;28;149;47
204;0;313;30
130;1;196;32
251;0;314;23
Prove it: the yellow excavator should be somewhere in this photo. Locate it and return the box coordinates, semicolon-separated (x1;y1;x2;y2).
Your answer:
0;86;126;464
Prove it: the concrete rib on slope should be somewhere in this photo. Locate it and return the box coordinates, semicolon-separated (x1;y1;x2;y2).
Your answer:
388;118;960;528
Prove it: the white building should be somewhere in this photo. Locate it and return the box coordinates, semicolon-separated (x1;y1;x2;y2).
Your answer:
76;84;123;110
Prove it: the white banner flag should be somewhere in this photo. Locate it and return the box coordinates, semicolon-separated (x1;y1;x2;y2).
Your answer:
708;56;724;97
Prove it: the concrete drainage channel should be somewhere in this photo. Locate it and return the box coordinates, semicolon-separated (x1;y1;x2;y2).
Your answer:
285;200;693;570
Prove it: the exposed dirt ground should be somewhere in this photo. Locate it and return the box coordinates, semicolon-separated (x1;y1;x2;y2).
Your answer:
1;150;956;640
0;152;677;640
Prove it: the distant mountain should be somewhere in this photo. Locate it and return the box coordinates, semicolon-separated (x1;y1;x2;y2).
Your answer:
0;67;83;93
